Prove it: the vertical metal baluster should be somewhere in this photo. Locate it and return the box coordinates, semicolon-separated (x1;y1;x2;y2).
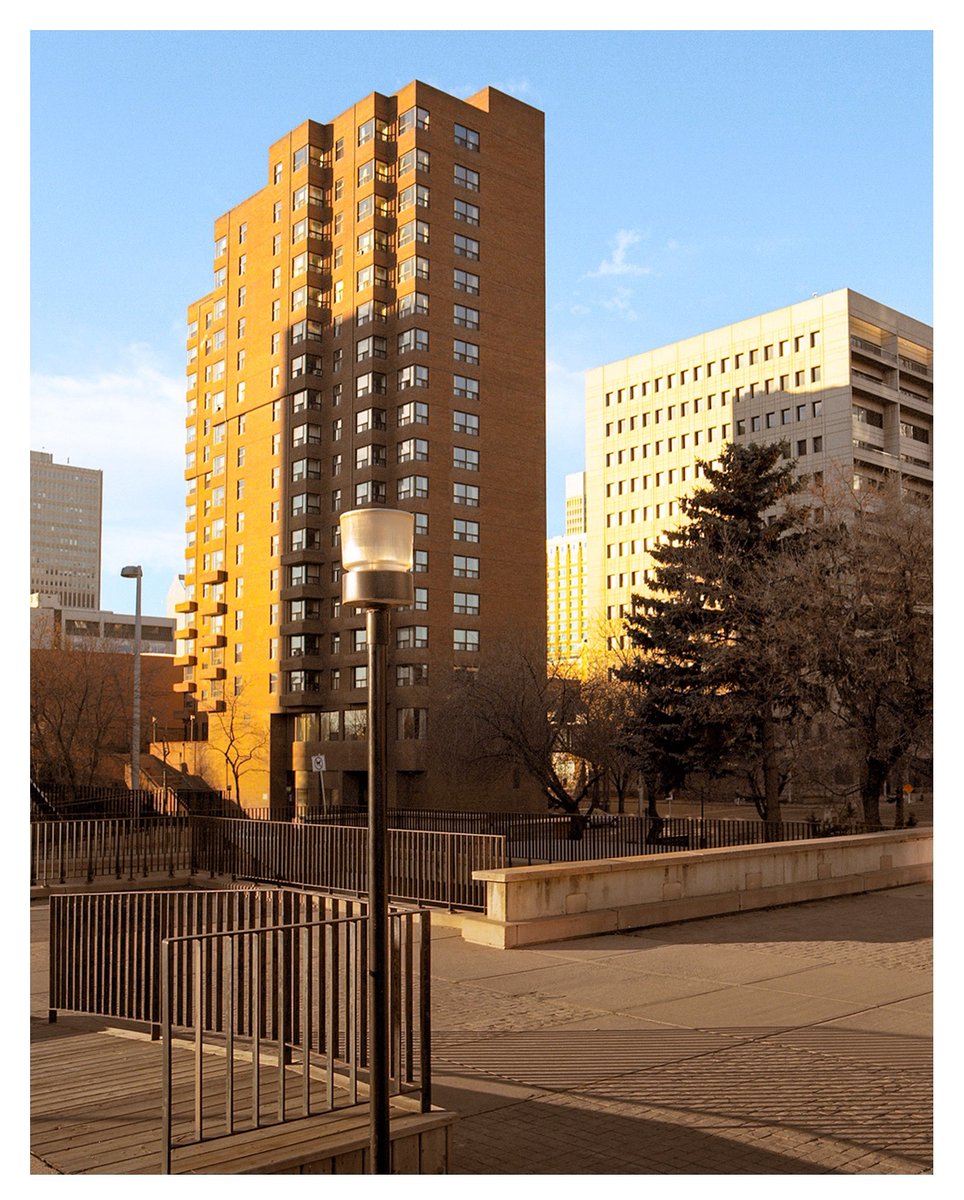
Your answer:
194;938;203;1141
404;914;414;1085
251;932;261;1128
160;938;173;1174
301;924;310;1116
325;919;335;1111
226;934;235;1135
419;910;432;1113
277;926;286;1123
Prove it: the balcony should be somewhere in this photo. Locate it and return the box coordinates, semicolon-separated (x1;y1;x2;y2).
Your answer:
199;601;228;617
200;569;228;586
175;625;198;642
173;654;197;668
199;666;226;681
199;633;227;650
174;599;198;614
173;680;197;694
198;699;226;713
899;355;932;380
850;335;897;365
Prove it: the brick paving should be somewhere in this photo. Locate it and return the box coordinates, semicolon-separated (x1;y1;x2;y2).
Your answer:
427;884;933;1174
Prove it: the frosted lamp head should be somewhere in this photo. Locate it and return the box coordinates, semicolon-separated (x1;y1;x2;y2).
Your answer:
339;508;414;607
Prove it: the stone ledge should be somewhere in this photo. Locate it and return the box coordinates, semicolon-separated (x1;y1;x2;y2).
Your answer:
463;832;933;949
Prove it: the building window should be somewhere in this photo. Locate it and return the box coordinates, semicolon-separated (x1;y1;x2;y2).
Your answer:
398;292;429;319
454;482;480;506
397;400;429;426
397;707;428;740
398;327;430;355
453;446;480;471
355;444;386;470
398;475;429;500
356;372;387;397
398;184;430;212
453;520;480;544
454;123;479;151
453;592;480;615
454;269;480;295
454;628;480;653
454;233;480;260
453;339;479;364
398;364;429;390
398;219;430;248
397;664;429;687
398;438;429;463
398;255;429;283
453;410;479;436
454;163;480;191
453;375;479;400
453;304;480;330
398;147;431;175
454;198;480;225
398;106;430;134
396;625;429;649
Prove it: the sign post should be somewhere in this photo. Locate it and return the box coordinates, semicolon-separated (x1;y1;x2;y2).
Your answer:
311;753;327;815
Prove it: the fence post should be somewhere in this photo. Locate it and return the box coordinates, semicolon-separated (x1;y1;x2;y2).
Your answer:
419;910;432;1113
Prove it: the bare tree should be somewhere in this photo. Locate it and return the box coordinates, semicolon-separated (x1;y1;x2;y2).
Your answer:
203;682;270;805
30;619;131;792
436;635;631;833
794;477;932;828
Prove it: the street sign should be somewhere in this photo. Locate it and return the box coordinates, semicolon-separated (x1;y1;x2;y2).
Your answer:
311;754;327;773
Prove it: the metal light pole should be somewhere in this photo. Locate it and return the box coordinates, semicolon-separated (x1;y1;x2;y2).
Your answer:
339;508;414;1176
121;565;143;818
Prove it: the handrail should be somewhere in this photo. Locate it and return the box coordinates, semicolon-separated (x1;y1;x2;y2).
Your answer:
158;907;431;1173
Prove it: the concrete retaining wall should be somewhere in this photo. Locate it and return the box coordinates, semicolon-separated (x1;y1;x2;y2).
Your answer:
460;829;933;948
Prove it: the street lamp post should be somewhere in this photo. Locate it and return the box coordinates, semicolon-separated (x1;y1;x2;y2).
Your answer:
339;508;414;1176
120;565;143;819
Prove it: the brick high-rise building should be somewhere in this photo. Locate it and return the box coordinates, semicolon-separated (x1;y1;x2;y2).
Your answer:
176;82;546;810
584;289;932;656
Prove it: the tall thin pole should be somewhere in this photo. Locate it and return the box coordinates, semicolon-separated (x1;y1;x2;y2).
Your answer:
131;572;142;818
366;605;390;1174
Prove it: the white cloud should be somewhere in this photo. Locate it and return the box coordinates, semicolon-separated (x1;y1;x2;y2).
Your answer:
31;352;186;614
600;286;639;321
586;229;654;279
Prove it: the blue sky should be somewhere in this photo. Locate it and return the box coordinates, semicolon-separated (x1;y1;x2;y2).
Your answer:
29;28;933;615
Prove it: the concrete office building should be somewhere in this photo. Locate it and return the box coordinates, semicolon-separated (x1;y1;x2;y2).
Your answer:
584;289;932;653
547;472;589;669
175;81;546;810
30;451;103;609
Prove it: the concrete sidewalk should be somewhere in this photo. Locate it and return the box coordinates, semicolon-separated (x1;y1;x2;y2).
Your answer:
428;884;932;1174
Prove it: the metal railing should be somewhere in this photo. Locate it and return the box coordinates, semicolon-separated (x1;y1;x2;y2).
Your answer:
44;889;430;1173
191;817;504;910
304;808;873;864
31;816;192;886
159;908;431;1173
32;816;505;910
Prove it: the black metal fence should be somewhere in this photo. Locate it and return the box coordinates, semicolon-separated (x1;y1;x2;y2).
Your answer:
30;782;227;820
31;816;505;910
190;817;504;910
301;808;868;865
